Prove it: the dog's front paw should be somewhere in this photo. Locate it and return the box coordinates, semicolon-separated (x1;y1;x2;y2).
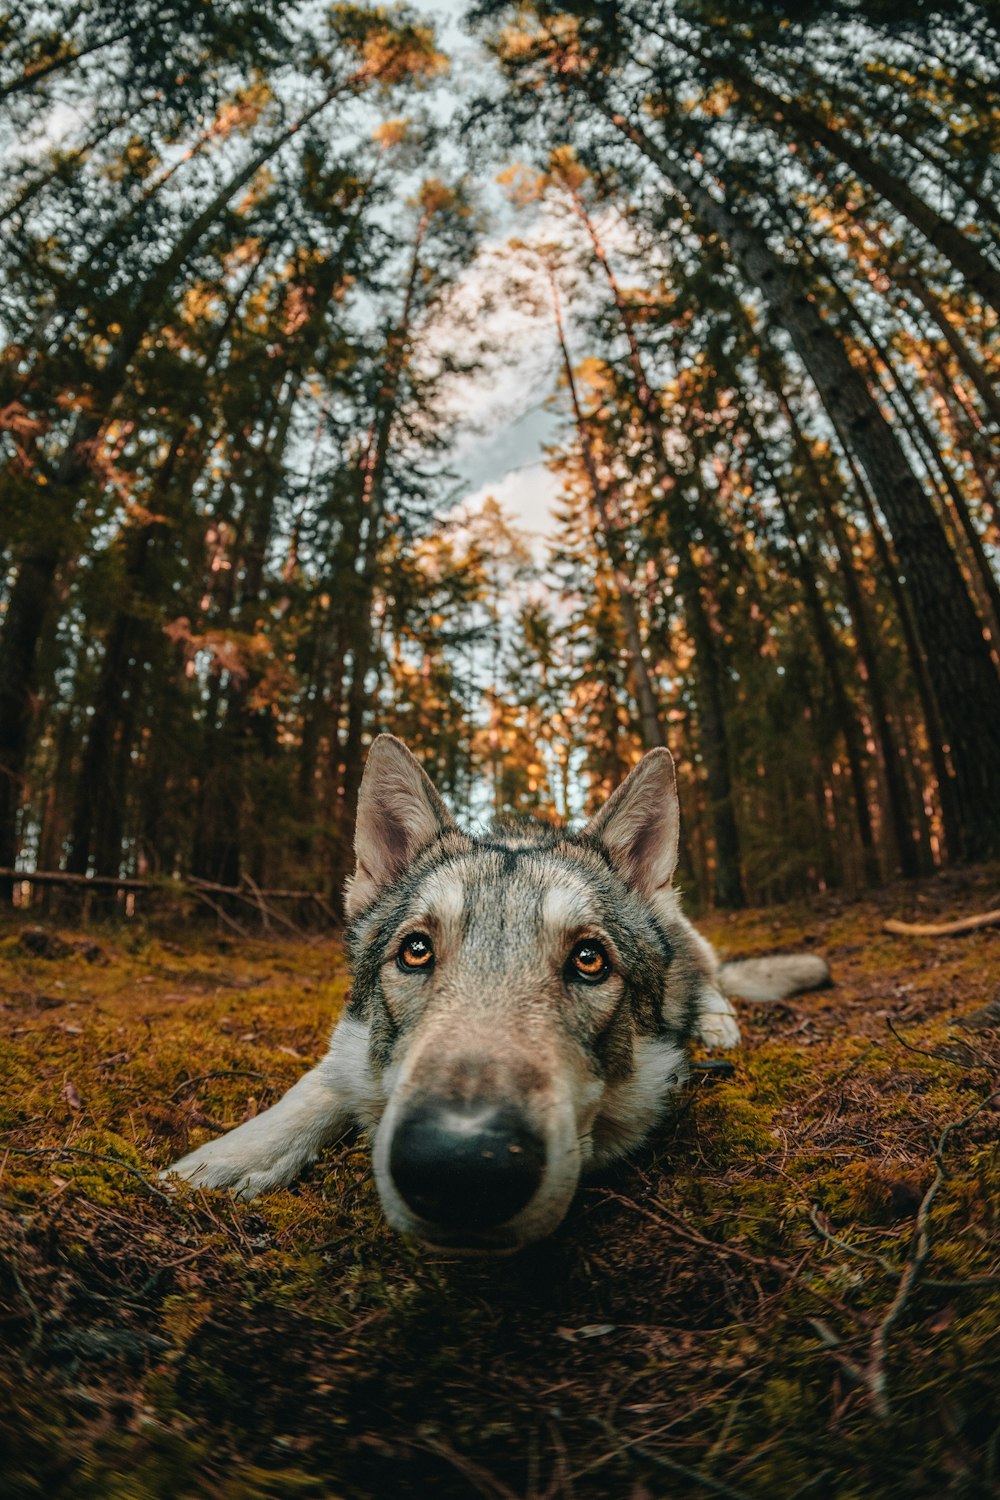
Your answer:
697;1009;742;1049
695;987;742;1050
164;1133;300;1199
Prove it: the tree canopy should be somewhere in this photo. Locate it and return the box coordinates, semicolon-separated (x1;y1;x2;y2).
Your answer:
1;0;997;911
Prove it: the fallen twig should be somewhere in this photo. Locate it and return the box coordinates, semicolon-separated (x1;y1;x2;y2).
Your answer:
864;1088;1000;1420
185;883;252;938
169;1069;267;1101
611;1192;793;1274
8;1145;182;1213
588;1416;755;1500
0;866;329;902
807;1203;896;1276
886;1017;960;1065
883;908;1000;937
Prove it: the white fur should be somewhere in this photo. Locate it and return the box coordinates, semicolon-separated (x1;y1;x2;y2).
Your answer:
590;1038;688;1167
541;878;595;931
420;866;466;930
166;1016;379;1197
694;986;742;1049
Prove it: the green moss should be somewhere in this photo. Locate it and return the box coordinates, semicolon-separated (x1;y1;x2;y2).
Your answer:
2;878;999;1499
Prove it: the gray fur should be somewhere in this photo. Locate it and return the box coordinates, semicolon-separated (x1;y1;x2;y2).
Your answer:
167;737;830;1250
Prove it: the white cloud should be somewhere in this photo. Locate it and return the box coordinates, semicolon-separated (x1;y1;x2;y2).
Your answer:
422;189;646;539
455;457;560;542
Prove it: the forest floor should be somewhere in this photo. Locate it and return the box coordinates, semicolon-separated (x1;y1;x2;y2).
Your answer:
1;866;998;1500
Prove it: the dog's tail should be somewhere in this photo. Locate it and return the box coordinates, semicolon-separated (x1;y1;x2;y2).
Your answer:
718;954;831;1002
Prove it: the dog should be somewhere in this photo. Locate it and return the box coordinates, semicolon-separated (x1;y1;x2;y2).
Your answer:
167;735;829;1251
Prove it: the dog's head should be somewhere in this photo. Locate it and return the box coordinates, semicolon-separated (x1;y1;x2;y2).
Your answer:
344;736;722;1251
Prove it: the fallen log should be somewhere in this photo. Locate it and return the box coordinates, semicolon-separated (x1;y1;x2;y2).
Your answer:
883;908;1000;938
0;867;330;904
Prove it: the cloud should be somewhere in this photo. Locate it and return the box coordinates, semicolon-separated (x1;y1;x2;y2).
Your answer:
456;457;560;542
424;197;639;538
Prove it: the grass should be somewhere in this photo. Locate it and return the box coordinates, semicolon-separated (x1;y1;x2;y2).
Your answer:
1;864;998;1498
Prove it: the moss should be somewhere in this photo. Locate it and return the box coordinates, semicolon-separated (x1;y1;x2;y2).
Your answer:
2;875;999;1499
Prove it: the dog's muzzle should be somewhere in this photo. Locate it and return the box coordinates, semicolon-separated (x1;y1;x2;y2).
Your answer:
388;1097;545;1234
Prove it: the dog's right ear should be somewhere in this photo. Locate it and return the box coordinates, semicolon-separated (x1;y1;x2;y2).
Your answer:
345;735;457;919
583;747;680;901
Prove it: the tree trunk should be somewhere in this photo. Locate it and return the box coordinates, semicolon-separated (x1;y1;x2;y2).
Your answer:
330;213;430;907
774;386;923;876
0;541;60;902
897;277;1000;429
825;269;1000;646
773;94;1000;313
602;105;1000;859
769;481;881;885
675;527;746;908
63;249;267;881
548;270;666;754
836;444;964;855
566;196;745;902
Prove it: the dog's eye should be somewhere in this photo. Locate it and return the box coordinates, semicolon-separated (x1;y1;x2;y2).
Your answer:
398;932;434;971
568;939;610;983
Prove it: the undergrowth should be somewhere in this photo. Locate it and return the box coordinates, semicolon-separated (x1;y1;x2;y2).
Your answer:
1;865;998;1498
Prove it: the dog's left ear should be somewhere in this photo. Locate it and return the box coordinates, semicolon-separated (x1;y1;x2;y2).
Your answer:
345;735;457;919
583;747;680;899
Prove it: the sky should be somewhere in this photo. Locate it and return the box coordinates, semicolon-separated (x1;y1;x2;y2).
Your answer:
410;0;565;541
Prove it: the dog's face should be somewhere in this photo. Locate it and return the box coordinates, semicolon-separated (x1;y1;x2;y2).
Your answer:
344;737;724;1252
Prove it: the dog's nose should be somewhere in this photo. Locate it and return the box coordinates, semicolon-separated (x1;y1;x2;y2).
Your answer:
389;1099;545;1232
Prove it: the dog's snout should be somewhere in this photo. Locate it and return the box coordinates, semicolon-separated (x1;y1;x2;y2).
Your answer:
389;1099;545;1232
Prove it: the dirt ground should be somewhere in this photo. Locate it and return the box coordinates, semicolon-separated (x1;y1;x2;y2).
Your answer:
1;866;998;1499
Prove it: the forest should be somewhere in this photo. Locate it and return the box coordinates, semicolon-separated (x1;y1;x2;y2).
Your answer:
1;0;997;916
2;4;1000;1499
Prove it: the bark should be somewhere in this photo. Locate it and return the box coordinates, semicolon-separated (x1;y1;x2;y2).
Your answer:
65;525;155;880
838;446;964;860
675;527;746;908
827;272;1000;647
601;104;1000;859
777;106;1000;314
920;346;1000;526
548;270;666;754
0;543;60;902
191;377;300;887
295;608;337;855
773;386;923;877
64;250;267;881
769;482;880;885
330;213;430;906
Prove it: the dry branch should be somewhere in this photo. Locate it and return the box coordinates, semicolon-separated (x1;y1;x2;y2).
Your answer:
7;1145;183;1212
0;866;330;903
883;908;1000;937
864;1088;1000;1420
0;867;334;937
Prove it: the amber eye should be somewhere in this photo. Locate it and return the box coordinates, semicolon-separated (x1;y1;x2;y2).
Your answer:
398;932;434;972
568;939;610;984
